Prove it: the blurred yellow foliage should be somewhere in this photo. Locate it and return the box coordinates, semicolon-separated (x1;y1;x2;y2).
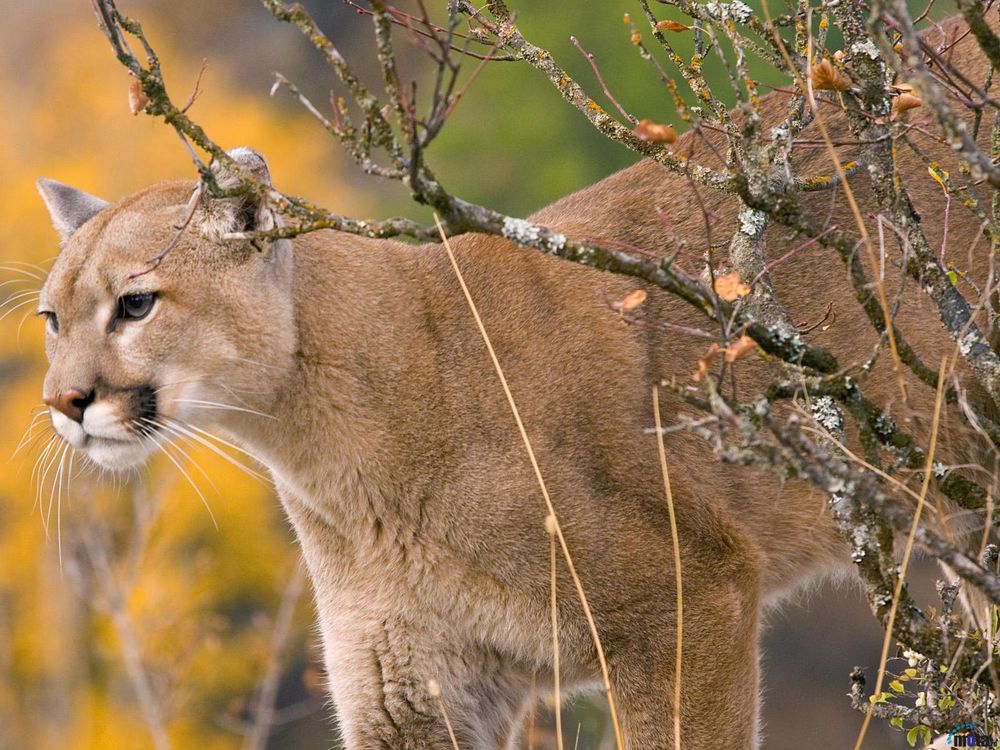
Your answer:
0;7;352;749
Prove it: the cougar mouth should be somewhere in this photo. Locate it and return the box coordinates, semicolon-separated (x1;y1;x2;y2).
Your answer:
48;384;161;471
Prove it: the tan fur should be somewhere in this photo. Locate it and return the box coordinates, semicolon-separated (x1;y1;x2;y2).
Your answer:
35;14;997;749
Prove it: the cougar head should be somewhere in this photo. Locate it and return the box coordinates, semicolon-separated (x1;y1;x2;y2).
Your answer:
35;148;294;471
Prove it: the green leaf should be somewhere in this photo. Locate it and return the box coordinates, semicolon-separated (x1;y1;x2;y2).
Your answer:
906;725;924;747
939;694;956;710
905;668;919;679
946;269;958;285
889;680;905;693
905;726;932;747
890;716;904;729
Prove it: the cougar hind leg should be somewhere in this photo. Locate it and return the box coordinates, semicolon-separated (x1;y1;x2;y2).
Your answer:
603;510;764;750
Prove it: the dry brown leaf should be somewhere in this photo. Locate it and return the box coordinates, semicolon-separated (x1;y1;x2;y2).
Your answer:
656;19;691;32
724;335;756;363
692;343;720;382
714;272;750;302
128;79;149;116
633;118;678;144
630;29;642;45
810;58;852;92
612;289;648;312
893;92;922;115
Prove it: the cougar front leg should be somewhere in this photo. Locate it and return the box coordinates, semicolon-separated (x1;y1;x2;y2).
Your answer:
323;618;527;750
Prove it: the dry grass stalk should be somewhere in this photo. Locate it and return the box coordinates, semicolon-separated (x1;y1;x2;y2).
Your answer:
653;387;684;750
427;679;461;750
852;357;948;750
435;214;625;750
546;514;565;750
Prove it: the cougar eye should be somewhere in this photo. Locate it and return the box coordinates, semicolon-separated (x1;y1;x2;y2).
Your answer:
39;311;58;334
117;292;156;322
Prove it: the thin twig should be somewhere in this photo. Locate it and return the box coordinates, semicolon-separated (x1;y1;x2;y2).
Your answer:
570;36;636;124
243;563;308;750
180;58;208;113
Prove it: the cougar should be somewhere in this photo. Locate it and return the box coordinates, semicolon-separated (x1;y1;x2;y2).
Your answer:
30;12;998;750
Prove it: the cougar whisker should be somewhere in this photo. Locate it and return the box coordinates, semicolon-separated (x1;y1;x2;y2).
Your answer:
171;398;276;420
46;440;70;536
222;354;287;372
30;435;61;522
15;428;54;463
1;259;49;273
52;444;74;571
136;420;218;529
13;410;53;459
59;450;77;572
0;288;41;307
159;418;269;484
0;288;40;312
152;375;205;395
137;418;221;496
38;441;68;538
16;304;42;342
0;262;45;281
0;278;39;292
0;295;41;324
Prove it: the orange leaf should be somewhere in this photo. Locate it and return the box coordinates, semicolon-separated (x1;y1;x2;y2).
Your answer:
128;79;149;116
810;58;851;92
656;19;691;32
714;272;750;302
724;335;756;363
633;118;677;144
630;29;642;45
893;92;922;115
692;343;720;382
612;289;648;312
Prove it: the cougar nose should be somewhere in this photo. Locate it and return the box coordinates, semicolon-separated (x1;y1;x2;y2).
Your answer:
44;388;94;423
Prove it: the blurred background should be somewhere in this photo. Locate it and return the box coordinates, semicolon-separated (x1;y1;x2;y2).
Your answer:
0;1;956;747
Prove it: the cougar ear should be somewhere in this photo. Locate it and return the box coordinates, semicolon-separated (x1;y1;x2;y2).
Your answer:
197;146;279;239
36;179;110;241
